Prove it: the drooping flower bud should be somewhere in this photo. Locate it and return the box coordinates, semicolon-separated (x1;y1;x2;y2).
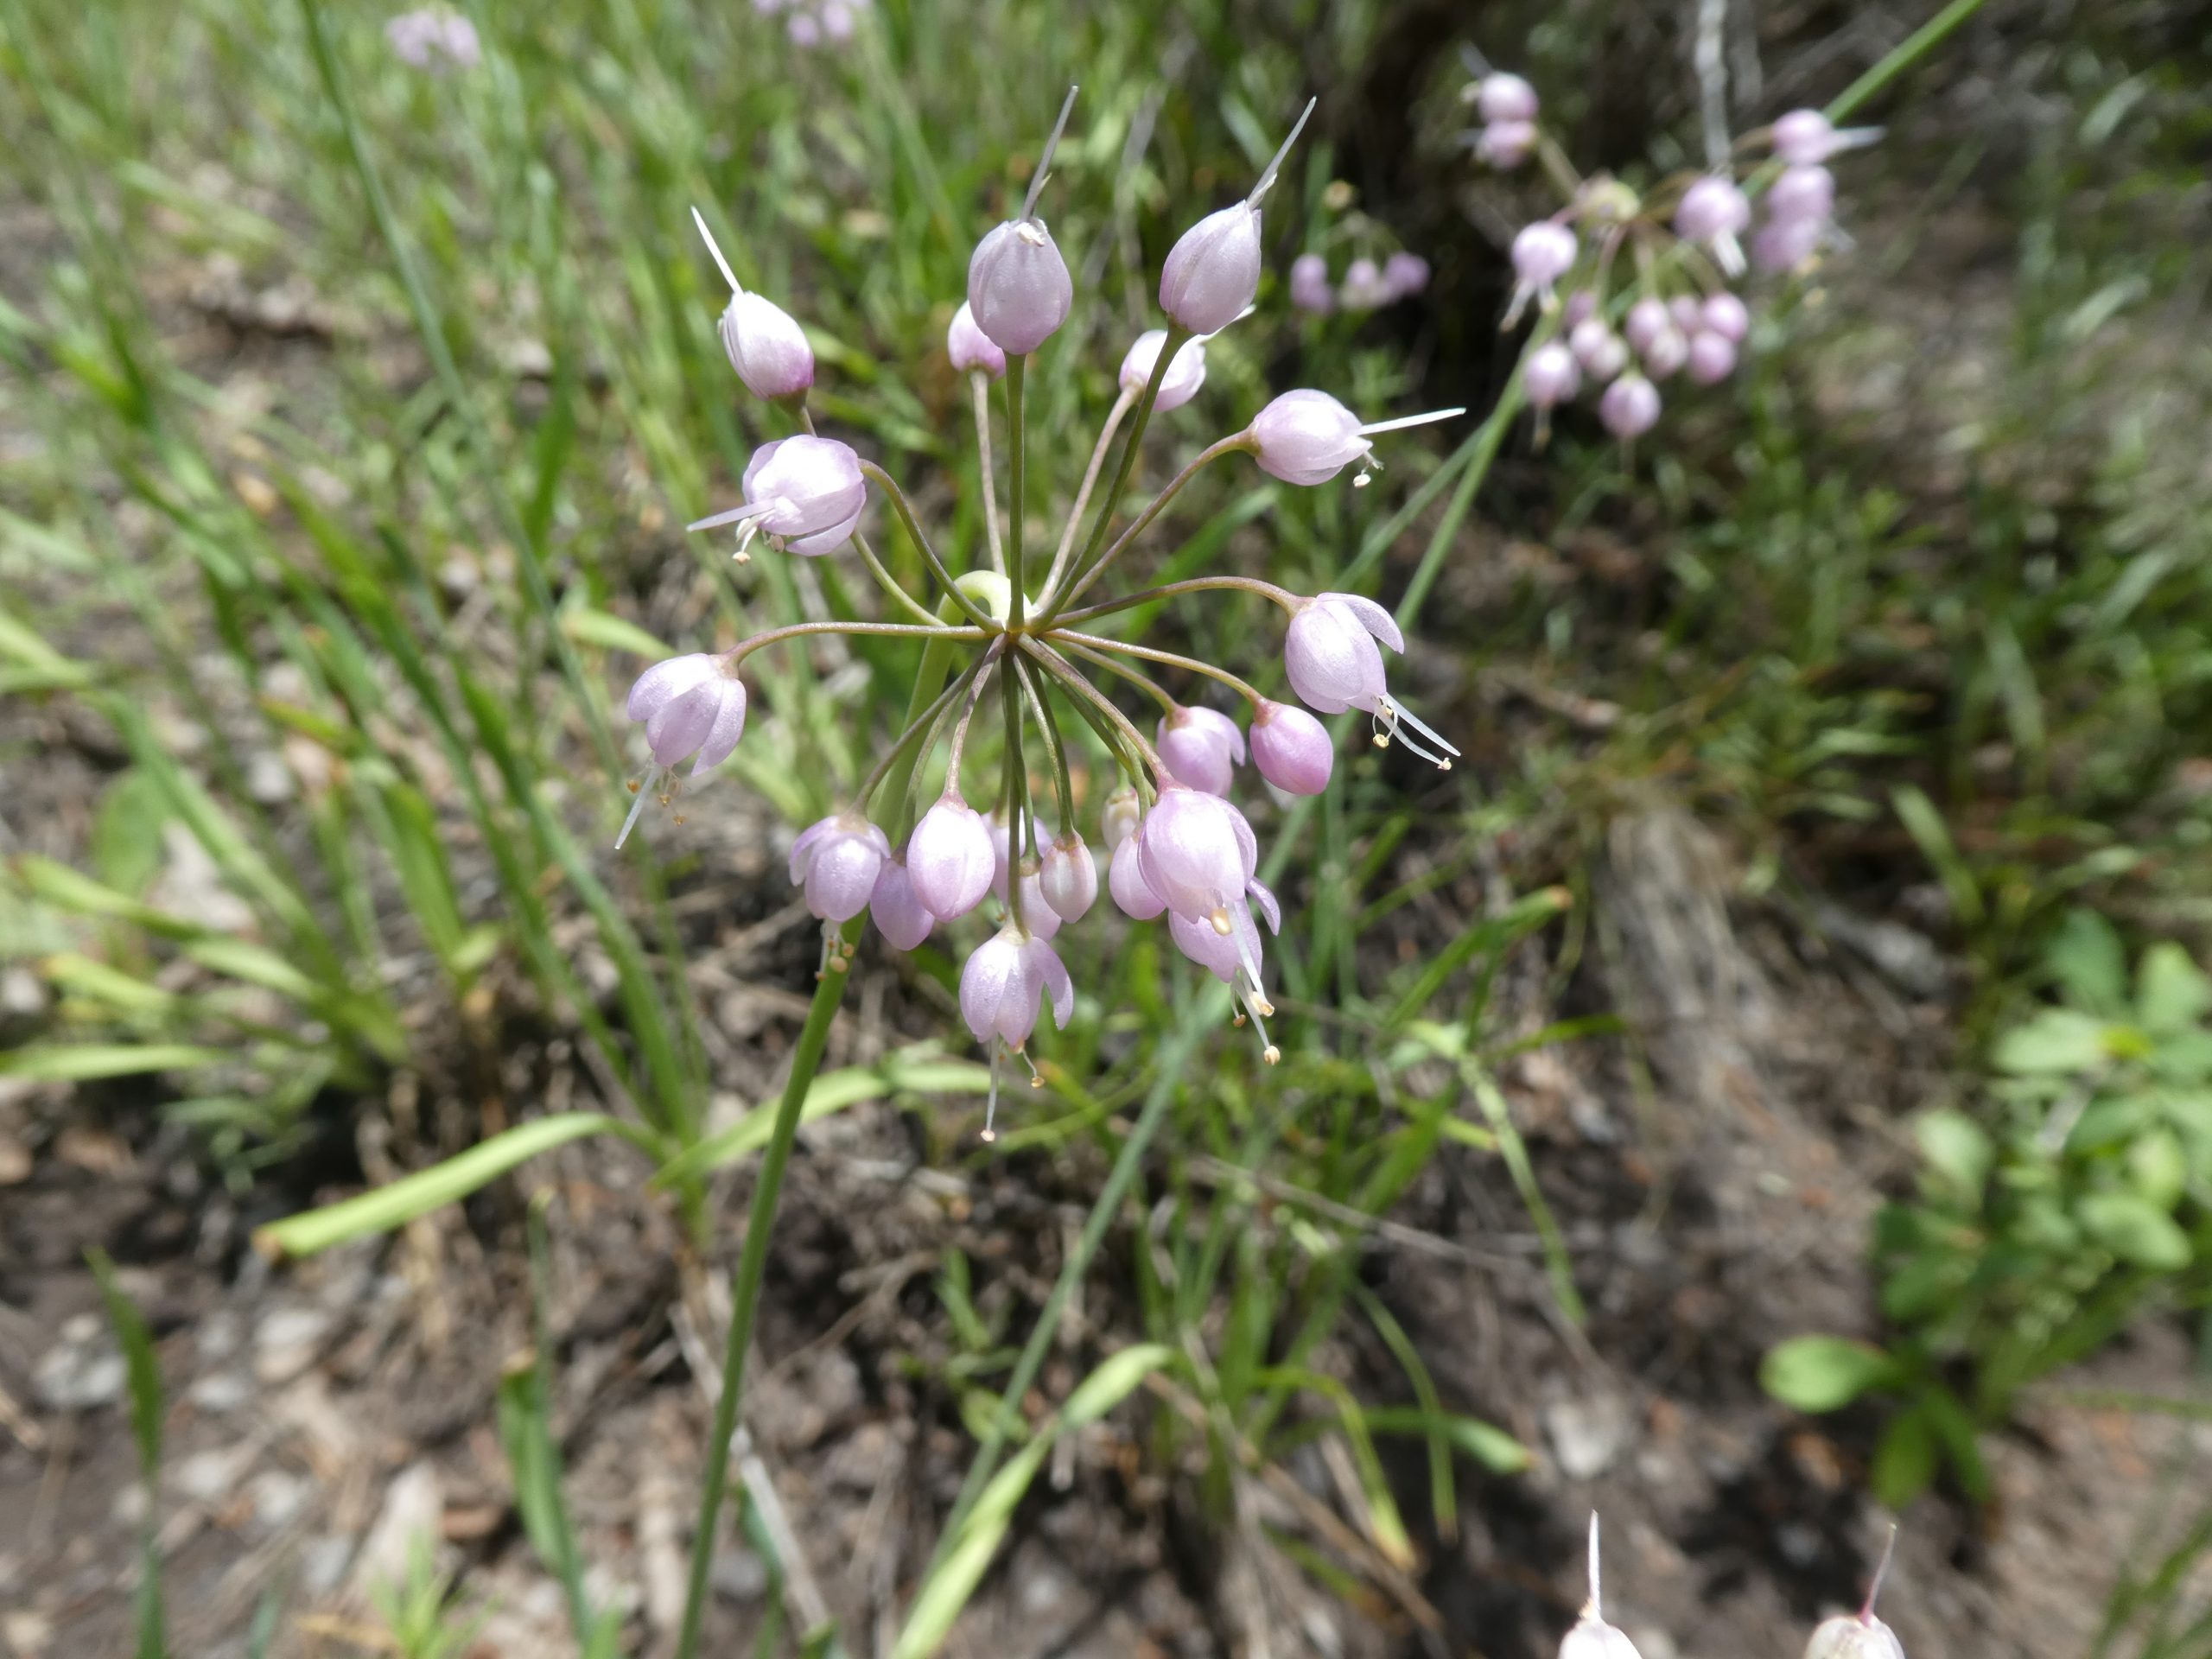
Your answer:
1119;329;1208;411
1599;373;1661;438
1382;251;1431;299
1279;592;1460;766
870;853;935;950
1137;785;1256;930
1768;164;1836;226
1686;331;1738;385
1508;221;1579;322
1639;323;1688;380
1476;119;1538;169
1477;72;1539;123
1247;391;1464;487
789;812;893;924
1160;98;1315;334
1559;1515;1646;1659
1701;291;1751;342
1288;252;1336;315
1570;317;1629;380
688;435;868;559
692;207;815;401
1526;340;1581;408
1772;108;1883;167
1340;257;1391;310
1675;176;1751;274
1249;699;1333;795
1011;855;1062;940
959;922;1074;1050
1109;832;1166;919
1753;213;1826;274
946;301;1007;378
1039;833;1098;922
968;88;1079;355
1624;296;1672;357
1156;705;1246;796
908;791;996;919
626;654;748;772
1100;784;1141;852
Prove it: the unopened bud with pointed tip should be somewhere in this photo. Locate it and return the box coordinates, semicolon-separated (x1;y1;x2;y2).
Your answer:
1120;329;1209;411
1248;391;1465;486
1250;699;1333;795
1805;1526;1906;1659
968;88;1078;355
1160;98;1315;334
1560;1516;1646;1659
692;208;816;401
947;301;1007;378
1039;833;1098;922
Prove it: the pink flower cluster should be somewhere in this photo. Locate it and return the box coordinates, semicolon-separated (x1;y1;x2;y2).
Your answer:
1288;250;1431;317
619;93;1465;1132
1471;69;1878;440
385;6;480;72
751;0;870;47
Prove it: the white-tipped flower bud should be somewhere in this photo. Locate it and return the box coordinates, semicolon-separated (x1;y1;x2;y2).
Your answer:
1560;1516;1646;1659
1477;72;1539;124
692;207;815;402
1119;328;1209;411
1160;98;1315;334
1525;340;1581;409
967;87;1079;355
1599;373;1661;438
1805;1526;1907;1659
947;301;1007;378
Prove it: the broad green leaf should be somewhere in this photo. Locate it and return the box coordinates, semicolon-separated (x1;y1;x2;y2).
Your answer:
2076;1191;2192;1270
651;1056;990;1188
1869;1404;1936;1508
0;1043;226;1081
2046;909;2127;1013
2128;1129;2188;1210
92;772;170;898
254;1114;646;1258
2137;943;2210;1035
1915;1110;1993;1200
1993;1009;2112;1076
558;604;673;661
1760;1336;1898;1413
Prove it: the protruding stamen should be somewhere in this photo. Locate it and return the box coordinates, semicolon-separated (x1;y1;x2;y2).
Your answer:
615;772;658;849
688;499;778;534
1249;95;1318;207
690;207;744;297
1374;696;1461;771
1021;86;1080;220
982;1052;1001;1141
1209;905;1233;937
1357;407;1467;437
1586;1511;1604;1618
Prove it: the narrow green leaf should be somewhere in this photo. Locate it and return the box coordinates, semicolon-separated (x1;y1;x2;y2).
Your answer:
1359;1406;1533;1473
559;604;673;661
0;1044;226;1081
1891;785;1984;926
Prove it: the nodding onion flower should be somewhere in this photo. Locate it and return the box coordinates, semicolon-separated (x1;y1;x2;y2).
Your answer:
1468;64;1880;442
619;88;1465;1128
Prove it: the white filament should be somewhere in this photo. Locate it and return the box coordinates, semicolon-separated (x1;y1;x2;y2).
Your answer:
1248;96;1318;207
690;206;743;297
1022;86;1080;220
1357;406;1466;437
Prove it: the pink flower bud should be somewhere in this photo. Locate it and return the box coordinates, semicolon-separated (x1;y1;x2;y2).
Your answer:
1510;221;1579;317
718;290;815;401
1100;784;1141;852
1803;1618;1904;1659
626;654;747;772
789;811;892;924
1526;340;1581;408
1767;164;1835;226
870;853;934;950
1752;213;1825;273
1011;856;1062;940
946;301;1007;378
1382;251;1431;299
907;791;995;919
1137;784;1257;928
1160;98;1314;334
1119;328;1208;411
1109;832;1166;918
988;807;1012;904
1670;295;1703;332
1249;391;1462;486
1563;290;1597;329
1639;324;1688;380
690;435;868;558
959;922;1073;1050
1624;296;1673;356
1676;176;1750;245
1772;109;1882;166
1560;1516;1645;1659
1599;372;1661;438
1476;119;1538;169
968;217;1073;355
1686;330;1738;385
1039;833;1098;922
1249;699;1333;794
1340;257;1390;310
1284;591;1395;715
1478;72;1539;124
1570;318;1629;380
1288;252;1336;315
1701;291;1751;341
1156;704;1246;796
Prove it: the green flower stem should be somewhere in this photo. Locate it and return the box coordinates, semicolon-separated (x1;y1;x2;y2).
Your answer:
1047;627;1266;709
1055;323;1188;604
1006;355;1029;632
1052;432;1249;613
1013;657;1075;838
971;372;1007;575
860;461;999;631
1047;575;1301;631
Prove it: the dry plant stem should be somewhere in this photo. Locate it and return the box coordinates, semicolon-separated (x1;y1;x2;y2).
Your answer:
1048;574;1301;630
1036;383;1136;606
970;372;1006;574
857;460;998;631
1048;627;1266;708
1054;433;1251;613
